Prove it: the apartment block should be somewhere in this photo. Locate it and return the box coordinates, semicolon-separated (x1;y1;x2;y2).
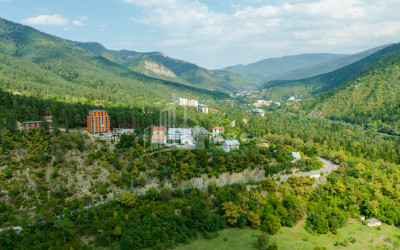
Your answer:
87;110;110;133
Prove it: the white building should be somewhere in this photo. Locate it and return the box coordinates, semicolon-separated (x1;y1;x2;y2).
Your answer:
198;104;209;114
223;140;240;152
212;126;224;137
253;100;273;107
251;109;265;117
179;97;189;106
189;99;199;107
291;152;301;163
364;218;381;227
168;128;194;143
288;96;296;101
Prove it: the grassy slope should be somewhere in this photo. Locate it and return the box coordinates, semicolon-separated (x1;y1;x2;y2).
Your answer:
72;41;256;93
262;43;400;100
175;220;400;250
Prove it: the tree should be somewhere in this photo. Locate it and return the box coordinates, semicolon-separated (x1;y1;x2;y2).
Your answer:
222;202;242;226
53;218;74;242
120;191;138;207
248;211;261;229
261;214;281;235
306;213;330;234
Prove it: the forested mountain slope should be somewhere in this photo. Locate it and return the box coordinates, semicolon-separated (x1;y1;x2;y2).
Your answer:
72;41;256;92
307;45;400;135
262;43;400;100
0;17;227;107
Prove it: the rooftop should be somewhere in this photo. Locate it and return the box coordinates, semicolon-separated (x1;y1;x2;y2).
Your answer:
365;218;381;223
213;126;224;130
153;126;165;131
224;139;240;145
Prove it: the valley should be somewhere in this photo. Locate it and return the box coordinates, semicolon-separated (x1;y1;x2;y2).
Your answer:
1;14;400;250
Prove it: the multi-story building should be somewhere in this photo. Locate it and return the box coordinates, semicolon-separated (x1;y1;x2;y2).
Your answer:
188;99;199;107
212;126;224;137
151;126;167;144
22;121;50;131
198;104;209;114
179;97;189;106
168;128;194;143
87;110;110;133
223;140;240;152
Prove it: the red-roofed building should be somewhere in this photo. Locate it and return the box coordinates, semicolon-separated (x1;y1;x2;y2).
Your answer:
153;126;166;135
44;116;53;122
213;126;224;137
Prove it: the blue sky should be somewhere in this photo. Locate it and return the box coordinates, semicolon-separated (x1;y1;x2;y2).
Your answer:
1;0;400;69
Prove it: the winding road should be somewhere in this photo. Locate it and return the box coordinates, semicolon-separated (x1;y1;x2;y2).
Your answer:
276;157;339;181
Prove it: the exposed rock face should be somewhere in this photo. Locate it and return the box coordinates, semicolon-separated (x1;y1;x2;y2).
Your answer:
163;167;266;188
143;60;177;78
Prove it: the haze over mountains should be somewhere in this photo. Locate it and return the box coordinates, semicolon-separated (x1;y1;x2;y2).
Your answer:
224;45;391;83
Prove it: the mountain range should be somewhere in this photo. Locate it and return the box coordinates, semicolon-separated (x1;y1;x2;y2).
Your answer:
0;17;230;109
71;41;256;93
261;43;400;100
224;45;390;83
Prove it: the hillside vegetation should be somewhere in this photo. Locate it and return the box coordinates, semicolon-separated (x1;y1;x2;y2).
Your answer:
72;41;256;92
305;44;400;135
262;43;400;100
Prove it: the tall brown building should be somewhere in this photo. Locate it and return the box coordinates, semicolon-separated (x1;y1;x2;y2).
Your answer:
87;110;110;133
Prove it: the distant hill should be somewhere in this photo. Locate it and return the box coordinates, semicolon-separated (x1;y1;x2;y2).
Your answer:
273;44;391;81
72;41;256;93
224;53;346;83
0;17;227;108
261;43;400;100
306;43;400;135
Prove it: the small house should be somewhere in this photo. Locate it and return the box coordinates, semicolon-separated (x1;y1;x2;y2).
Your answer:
251;109;265;117
291;152;301;163
223;139;240;152
212;126;224;137
364;218;381;227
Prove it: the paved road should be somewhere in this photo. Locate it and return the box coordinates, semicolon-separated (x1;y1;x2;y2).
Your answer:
277;157;339;181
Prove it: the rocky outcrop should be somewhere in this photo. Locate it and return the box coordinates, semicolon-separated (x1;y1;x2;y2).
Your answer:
143;60;177;78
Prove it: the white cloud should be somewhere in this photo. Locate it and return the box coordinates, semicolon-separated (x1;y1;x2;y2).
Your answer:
72;16;89;26
157;39;188;46
124;0;400;68
22;14;68;26
72;20;84;26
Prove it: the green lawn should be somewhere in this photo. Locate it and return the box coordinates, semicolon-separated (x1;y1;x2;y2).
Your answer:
174;220;400;250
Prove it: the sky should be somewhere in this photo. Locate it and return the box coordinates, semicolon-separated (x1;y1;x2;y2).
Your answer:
1;0;400;69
